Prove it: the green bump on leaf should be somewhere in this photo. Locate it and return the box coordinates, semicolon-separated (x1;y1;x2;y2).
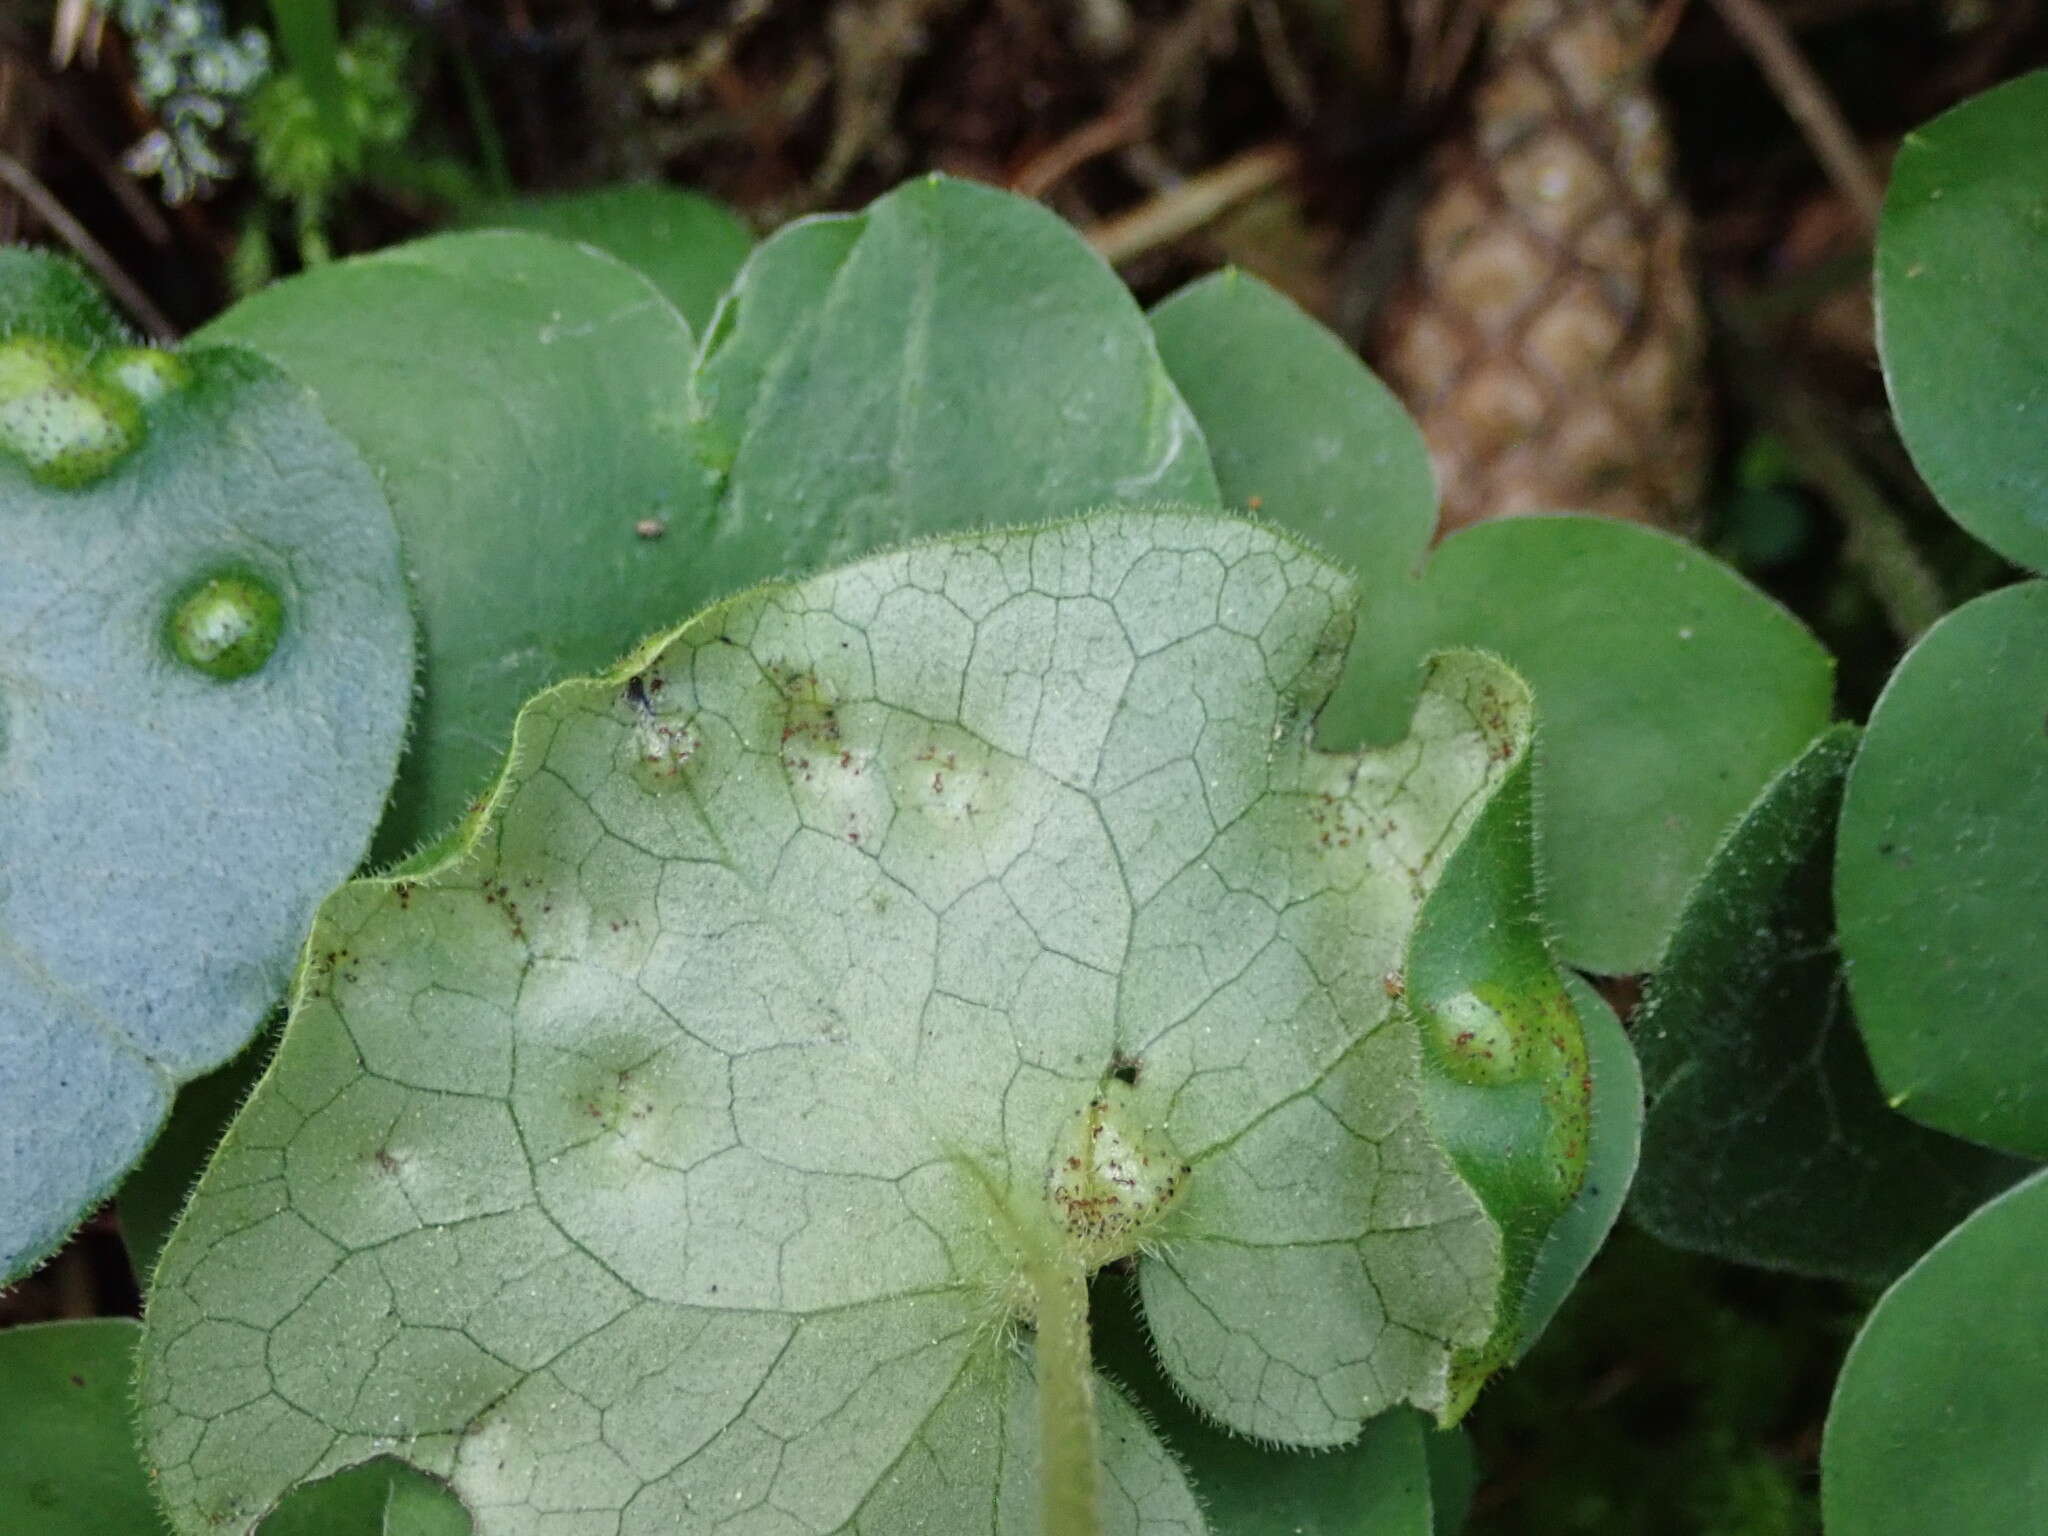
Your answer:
1508;973;1639;1364
0;252;187;487
1837;581;2048;1159
1151;271;1834;975
0;333;144;487
141;511;1572;1532
1822;1166;2048;1536
1634;726;2030;1284
0;344;413;1281
166;568;287;680
1046;1084;1190;1270
197;229;708;858
97;345;193;405
1403;744;1594;1415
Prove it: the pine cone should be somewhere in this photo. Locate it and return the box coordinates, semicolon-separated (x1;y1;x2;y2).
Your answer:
1373;0;1711;536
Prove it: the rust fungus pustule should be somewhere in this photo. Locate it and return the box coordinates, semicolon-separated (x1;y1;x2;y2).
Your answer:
1044;1082;1189;1269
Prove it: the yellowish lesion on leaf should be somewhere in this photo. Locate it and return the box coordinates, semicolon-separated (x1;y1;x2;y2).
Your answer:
1044;1082;1191;1272
0;335;187;488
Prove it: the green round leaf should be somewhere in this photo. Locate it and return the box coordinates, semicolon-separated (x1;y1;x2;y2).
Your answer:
688;173;1219;573
1822;1166;2048;1536
1;344;414;1281
1837;581;2048;1157
141;510;1579;1530
0;1319;164;1534
1150;274;1832;975
1149;269;1436;580
462;183;753;333
1636;726;2030;1282
1414;519;1833;976
1877;70;2048;572
198;230;708;857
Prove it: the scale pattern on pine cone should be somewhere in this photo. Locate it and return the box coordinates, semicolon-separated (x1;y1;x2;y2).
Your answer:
1376;0;1710;535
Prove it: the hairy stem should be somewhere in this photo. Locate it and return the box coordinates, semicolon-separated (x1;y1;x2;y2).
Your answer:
1029;1255;1102;1536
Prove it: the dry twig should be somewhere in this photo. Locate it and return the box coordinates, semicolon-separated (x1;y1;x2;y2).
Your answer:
1706;0;1886;231
1010;0;1243;197
1085;140;1299;265
0;148;176;339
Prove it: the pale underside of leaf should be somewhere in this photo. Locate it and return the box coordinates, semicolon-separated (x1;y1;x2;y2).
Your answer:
142;511;1535;1534
0;346;413;1281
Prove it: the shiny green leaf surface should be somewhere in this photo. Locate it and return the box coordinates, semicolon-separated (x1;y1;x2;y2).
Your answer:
463;184;753;332
259;1458;471;1536
1822;1166;2048;1536
686;175;1218;579
1877;69;2048;573
1149;270;1436;590
1837;581;2048;1158
0;1319;166;1534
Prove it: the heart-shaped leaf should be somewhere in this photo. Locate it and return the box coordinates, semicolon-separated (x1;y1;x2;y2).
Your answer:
1876;69;2048;574
141;510;1585;1532
197;230;707;857
462;184;753;333
1151;271;1834;975
1822;1166;2048;1536
1836;581;2048;1158
1634;726;2029;1283
2;274;414;1280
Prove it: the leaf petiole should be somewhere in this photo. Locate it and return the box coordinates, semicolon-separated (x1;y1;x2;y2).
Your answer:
1027;1253;1102;1536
